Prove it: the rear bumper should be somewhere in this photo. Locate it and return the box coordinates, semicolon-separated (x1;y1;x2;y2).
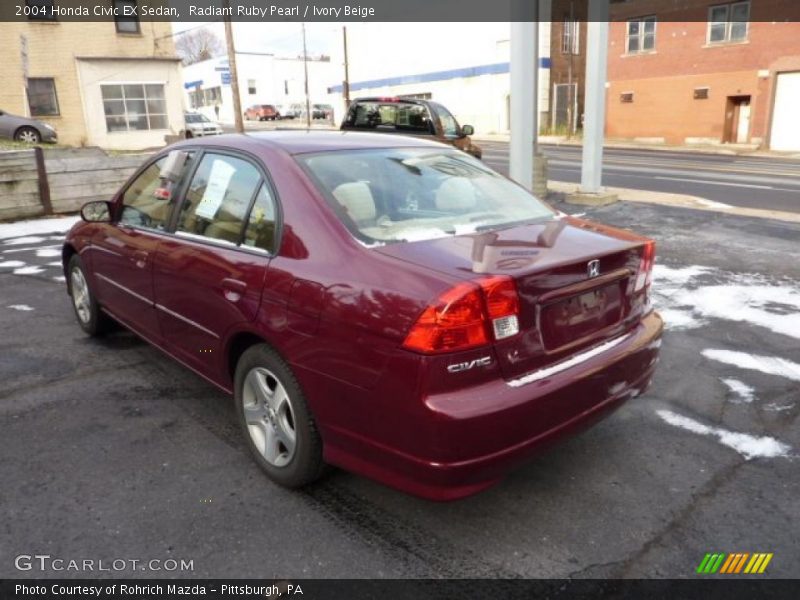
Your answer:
324;312;663;501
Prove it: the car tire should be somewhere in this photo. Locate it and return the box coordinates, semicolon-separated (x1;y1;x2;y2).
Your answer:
15;126;41;143
235;343;325;488
67;254;109;336
185;131;194;139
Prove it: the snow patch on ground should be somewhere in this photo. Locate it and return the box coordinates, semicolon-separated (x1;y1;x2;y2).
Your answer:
0;260;26;268
53;276;66;283
2;236;47;246
765;403;794;413
47;261;63;267
7;304;34;311
720;378;756;403
35;248;61;257
651;263;800;338
0;216;79;240
656;409;791;460
703;349;800;382
13;266;43;275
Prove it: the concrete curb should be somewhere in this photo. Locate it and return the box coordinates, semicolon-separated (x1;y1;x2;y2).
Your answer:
548;181;800;224
473;135;800;160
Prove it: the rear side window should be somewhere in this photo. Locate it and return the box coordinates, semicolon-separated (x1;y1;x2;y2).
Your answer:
176;153;261;246
243;184;278;253
344;102;433;134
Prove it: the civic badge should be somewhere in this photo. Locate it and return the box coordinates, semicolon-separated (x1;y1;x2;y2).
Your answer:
587;259;600;278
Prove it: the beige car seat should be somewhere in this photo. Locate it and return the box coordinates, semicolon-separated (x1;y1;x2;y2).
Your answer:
333;181;377;227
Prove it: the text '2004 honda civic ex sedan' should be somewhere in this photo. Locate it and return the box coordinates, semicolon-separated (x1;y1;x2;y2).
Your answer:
63;131;663;500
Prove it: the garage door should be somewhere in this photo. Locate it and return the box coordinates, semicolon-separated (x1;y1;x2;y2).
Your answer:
770;72;800;152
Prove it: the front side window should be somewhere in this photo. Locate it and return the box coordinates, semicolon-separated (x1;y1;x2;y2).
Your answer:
299;149;555;245
627;16;656;53
27;78;59;116
120;158;168;228
102;84;167;132
176;154;262;246
114;0;140;33
708;1;750;43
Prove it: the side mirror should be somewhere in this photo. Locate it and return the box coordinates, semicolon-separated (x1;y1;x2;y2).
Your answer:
80;200;112;223
461;124;475;136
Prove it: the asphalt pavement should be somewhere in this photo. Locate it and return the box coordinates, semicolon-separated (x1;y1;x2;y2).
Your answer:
479;141;800;214
1;202;798;579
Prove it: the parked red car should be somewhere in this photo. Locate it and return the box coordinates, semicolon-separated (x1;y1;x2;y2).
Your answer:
63;132;662;500
244;104;279;121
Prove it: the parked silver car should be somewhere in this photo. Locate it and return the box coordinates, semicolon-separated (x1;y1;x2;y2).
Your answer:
183;112;223;138
0;109;58;143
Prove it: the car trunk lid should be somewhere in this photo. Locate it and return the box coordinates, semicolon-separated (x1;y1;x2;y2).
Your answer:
376;216;652;380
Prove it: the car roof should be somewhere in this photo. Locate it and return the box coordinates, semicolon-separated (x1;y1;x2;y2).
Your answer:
172;130;450;155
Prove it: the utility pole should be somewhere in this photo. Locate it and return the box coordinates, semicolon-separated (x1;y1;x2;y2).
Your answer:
223;0;243;133
509;2;540;193
580;0;610;194
302;23;311;129
342;26;351;109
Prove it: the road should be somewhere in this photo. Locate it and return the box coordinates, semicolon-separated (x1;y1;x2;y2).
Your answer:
1;203;799;580
479;141;800;214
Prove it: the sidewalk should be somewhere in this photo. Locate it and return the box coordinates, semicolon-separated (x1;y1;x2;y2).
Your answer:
473;133;800;160
547;181;800;224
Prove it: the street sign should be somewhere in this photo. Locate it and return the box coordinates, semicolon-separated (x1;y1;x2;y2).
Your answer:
214;66;230;72
221;72;231;85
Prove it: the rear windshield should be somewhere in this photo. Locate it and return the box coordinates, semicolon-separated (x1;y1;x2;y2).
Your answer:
298;148;556;245
344;102;433;133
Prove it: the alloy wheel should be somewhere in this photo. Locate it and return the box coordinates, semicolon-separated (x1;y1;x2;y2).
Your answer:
242;367;297;468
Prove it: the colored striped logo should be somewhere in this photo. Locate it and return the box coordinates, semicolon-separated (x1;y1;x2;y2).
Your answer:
696;552;773;574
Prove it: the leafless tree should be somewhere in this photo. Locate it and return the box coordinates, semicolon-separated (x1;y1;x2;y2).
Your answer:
175;28;224;65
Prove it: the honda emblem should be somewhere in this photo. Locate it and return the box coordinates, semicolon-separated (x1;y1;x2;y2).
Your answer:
587;259;600;278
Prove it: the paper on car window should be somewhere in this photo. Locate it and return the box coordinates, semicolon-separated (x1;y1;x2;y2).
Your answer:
195;159;235;220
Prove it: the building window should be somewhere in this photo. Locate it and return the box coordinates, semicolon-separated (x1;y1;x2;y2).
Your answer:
708;1;750;43
25;0;56;21
626;16;656;53
562;20;580;54
188;86;222;109
27;78;60;116
694;87;710;100
102;84;168;132
247;79;257;95
620;92;634;104
114;0;140;33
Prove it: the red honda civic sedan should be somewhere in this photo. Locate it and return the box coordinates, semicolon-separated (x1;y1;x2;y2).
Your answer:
63;132;662;500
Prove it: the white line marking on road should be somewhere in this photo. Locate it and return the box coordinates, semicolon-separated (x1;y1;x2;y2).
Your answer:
654;177;773;189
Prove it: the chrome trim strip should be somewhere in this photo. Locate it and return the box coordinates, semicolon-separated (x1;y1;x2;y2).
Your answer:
506;334;632;388
155;303;220;339
95;273;153;306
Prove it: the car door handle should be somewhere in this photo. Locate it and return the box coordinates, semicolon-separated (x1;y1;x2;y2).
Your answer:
131;250;148;269
222;278;247;302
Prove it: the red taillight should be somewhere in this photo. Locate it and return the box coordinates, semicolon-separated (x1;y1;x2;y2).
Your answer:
480;276;519;318
402;276;520;354
635;241;656;292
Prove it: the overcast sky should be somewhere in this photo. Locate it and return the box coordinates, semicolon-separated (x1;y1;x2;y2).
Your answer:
171;22;513;82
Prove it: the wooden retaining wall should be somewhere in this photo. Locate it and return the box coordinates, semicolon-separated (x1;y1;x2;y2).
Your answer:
0;148;149;221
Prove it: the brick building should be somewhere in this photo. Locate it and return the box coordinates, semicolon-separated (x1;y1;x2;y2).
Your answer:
0;1;183;149
606;0;800;151
549;0;588;135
